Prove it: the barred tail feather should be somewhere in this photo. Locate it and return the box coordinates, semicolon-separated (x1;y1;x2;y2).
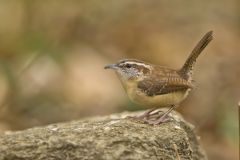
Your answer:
179;31;213;80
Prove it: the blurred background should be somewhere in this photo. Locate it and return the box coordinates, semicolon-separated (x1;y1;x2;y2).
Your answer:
0;0;238;159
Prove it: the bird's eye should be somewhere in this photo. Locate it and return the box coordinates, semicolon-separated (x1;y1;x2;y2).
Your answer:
125;64;131;68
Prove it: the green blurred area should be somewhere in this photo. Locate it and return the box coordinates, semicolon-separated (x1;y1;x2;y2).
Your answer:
0;0;239;159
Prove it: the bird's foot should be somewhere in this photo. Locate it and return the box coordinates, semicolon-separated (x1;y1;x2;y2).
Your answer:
144;105;176;125
126;108;164;122
144;115;172;125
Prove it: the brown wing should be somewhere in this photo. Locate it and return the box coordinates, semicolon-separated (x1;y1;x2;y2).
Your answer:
137;67;193;96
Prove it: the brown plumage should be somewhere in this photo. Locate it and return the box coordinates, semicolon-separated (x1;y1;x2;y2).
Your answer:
105;31;213;124
179;31;213;80
138;67;193;96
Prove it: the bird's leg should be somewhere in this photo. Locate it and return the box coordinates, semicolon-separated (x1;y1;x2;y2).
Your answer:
146;105;177;125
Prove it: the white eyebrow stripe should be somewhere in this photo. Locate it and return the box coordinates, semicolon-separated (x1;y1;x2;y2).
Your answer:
124;62;152;69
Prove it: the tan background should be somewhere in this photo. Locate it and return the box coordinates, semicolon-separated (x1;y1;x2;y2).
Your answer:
0;0;239;159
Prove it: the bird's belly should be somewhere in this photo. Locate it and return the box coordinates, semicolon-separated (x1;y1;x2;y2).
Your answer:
127;88;190;108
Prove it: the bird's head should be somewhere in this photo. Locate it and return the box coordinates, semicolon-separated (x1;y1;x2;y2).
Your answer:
104;59;152;81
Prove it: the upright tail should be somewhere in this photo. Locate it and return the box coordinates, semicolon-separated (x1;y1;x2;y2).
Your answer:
179;31;213;80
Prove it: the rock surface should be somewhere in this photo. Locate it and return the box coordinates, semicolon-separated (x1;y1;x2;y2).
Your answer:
0;110;207;160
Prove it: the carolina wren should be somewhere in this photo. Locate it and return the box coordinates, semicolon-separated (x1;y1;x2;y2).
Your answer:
105;31;213;124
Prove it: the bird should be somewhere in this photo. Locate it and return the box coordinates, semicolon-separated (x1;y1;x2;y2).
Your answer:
104;31;213;124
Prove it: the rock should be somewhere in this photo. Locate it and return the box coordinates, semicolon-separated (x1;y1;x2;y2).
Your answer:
0;110;207;160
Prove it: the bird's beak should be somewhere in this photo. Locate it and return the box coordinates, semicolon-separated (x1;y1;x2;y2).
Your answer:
104;64;118;70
